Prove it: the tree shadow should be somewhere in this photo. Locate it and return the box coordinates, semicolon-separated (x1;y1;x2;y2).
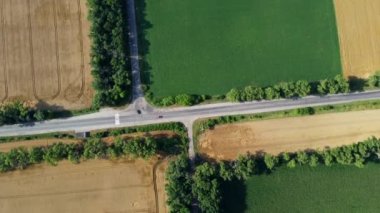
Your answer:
221;179;247;213
135;0;154;90
348;76;366;91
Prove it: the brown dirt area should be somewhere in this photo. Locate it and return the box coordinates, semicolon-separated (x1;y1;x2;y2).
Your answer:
0;0;93;110
0;158;168;213
199;109;380;160
334;0;380;78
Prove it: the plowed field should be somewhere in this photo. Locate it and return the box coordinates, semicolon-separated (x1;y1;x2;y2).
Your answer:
199;109;380;160
334;0;380;78
0;0;92;109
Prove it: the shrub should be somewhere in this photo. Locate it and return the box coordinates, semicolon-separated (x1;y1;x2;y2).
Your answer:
165;155;193;213
175;94;195;106
83;138;107;159
123;138;158;159
226;88;241;102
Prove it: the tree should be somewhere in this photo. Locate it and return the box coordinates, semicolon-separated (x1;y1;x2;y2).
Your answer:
296;151;309;165
295;80;311;97
123;137;157;159
5;148;30;170
264;153;278;171
309;154;319;167
83;138;107;159
192;163;221;213
33;110;47;121
175;94;195;106
264;87;280;100
287;159;296;168
226;88;241;102
234;155;255;180
29;147;45;164
219;161;234;181
43;143;69;165
165;155;193;213
161;96;175;106
334;75;350;93
367;73;380;88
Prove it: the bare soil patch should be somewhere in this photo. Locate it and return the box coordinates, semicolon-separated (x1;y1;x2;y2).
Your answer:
0;0;92;109
0;158;168;213
334;0;380;78
199;109;380;160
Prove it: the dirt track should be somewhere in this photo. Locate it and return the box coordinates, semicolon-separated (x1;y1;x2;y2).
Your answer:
0;0;92;109
0;159;167;213
334;0;380;78
199;109;380;160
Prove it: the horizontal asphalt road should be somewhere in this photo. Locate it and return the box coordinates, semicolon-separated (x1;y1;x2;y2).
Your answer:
1;90;380;137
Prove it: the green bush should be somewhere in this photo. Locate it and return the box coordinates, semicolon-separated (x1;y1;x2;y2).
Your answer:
123;138;158;159
165;155;193;213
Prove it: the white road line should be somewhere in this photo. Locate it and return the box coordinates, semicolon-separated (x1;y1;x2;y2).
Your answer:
115;113;120;125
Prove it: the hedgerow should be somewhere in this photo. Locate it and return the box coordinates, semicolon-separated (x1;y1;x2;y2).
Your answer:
87;0;131;107
0;136;183;173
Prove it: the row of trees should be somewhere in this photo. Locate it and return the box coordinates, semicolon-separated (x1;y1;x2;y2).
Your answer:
87;0;131;107
0;137;162;172
226;75;350;102
165;137;380;213
0;101;50;126
150;75;351;106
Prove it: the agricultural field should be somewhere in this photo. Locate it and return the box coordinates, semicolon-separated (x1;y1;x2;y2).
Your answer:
334;0;380;78
141;0;341;97
0;159;168;213
222;164;380;213
0;0;93;109
198;109;380;160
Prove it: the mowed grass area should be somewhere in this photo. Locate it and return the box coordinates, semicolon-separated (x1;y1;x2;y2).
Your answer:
222;164;380;213
142;0;342;97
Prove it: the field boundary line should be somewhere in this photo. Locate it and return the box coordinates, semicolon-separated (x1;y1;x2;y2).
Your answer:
0;183;152;199
28;0;61;101
0;0;8;102
49;0;62;100
153;158;164;213
64;0;85;101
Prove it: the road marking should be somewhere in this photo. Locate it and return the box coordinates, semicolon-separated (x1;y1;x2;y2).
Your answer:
115;113;120;125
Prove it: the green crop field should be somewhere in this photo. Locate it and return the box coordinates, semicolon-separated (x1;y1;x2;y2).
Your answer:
139;0;342;98
222;164;380;213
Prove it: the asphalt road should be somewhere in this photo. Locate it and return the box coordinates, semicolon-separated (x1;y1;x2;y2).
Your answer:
1;90;380;138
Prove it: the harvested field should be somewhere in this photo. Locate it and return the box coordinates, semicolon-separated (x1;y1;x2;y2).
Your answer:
334;0;380;78
0;159;168;213
199;109;380;160
0;0;92;109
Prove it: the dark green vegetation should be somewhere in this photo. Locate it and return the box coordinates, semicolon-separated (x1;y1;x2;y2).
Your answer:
87;0;131;107
141;0;341;99
165;138;380;213
0;101;51;126
0;135;187;172
0;122;189;172
222;164;380;213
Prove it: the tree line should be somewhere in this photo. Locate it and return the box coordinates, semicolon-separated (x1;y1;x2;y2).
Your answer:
0;101;50;126
147;73;380;106
87;0;131;107
165;137;380;213
0;136;178;172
